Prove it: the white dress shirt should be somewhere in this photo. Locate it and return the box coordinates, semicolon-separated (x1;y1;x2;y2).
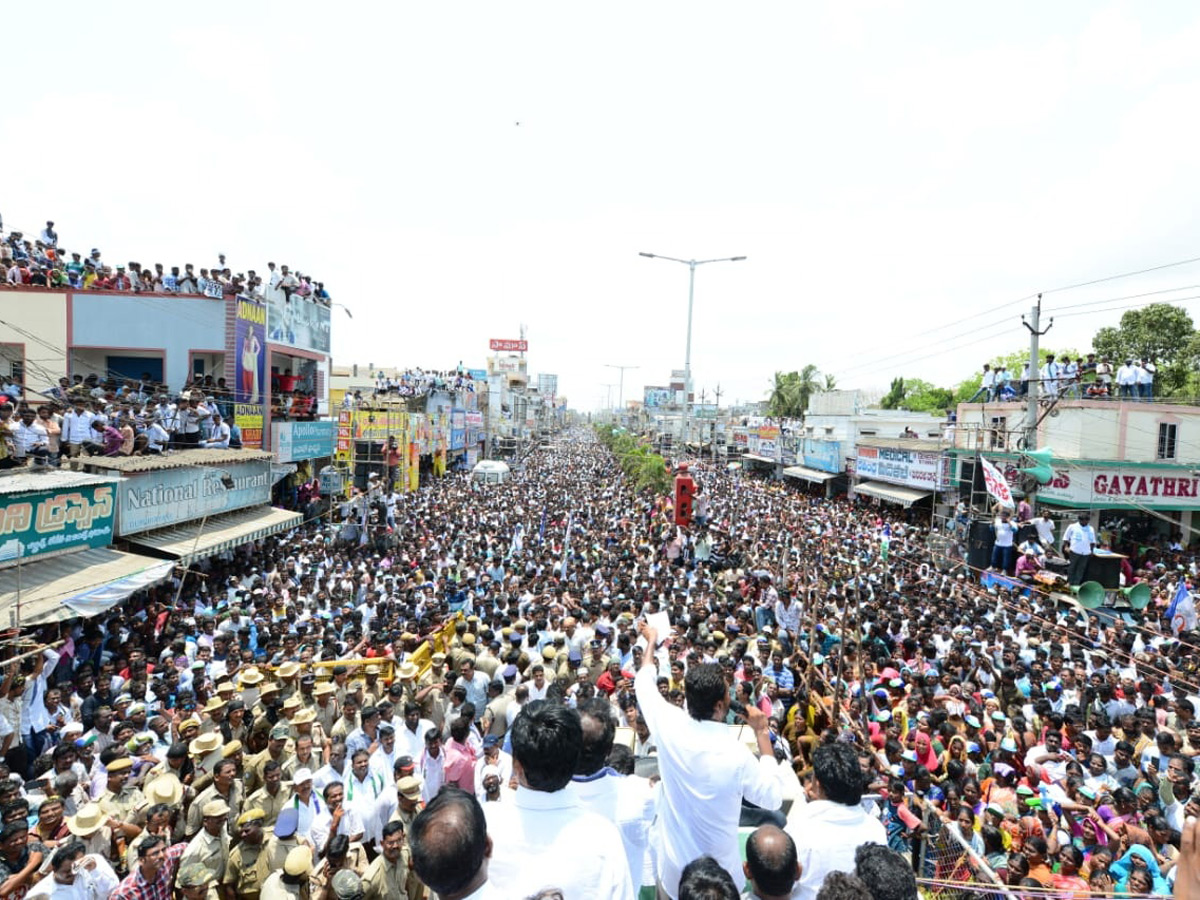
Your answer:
28;854;119;900
61;409;95;444
309;804;365;854
634;661;783;898
573;769;658;890
484;784;634;900
786;799;887;900
397;719;434;762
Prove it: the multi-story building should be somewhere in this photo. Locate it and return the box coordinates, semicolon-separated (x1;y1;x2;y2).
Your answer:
0;287;332;455
953;396;1200;542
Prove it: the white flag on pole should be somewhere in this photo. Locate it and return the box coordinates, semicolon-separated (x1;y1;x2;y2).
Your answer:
980;456;1016;509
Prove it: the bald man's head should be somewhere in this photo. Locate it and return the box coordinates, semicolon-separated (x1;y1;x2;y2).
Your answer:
744;825;800;900
410;787;491;900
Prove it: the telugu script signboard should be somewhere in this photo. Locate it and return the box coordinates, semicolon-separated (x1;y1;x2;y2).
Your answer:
855;446;949;490
273;421;337;463
489;339;527;352
0;483;116;566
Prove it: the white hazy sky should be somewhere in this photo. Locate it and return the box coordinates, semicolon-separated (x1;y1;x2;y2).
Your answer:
6;2;1200;410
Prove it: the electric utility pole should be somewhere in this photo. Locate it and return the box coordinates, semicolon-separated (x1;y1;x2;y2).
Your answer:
1021;293;1053;451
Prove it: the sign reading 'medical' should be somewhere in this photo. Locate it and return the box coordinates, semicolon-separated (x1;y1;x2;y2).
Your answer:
117;460;273;536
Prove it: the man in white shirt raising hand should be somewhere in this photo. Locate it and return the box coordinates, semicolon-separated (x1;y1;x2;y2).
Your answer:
634;619;783;899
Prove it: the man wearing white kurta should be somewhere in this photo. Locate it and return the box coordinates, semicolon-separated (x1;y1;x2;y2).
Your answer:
484;702;633;900
634;621;783;899
785;741;887;900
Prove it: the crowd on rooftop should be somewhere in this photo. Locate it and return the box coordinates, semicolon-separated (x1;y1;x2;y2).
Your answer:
0;367;322;466
0;432;1194;898
0;217;332;306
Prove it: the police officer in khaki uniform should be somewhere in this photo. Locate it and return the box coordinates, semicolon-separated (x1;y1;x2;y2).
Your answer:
246;725;291;796
260;845;313;900
97;757;148;832
277;662;302;701
181;798;231;900
313;682;339;736
186;759;243;838
222;807;267;900
297;673;319;711
259;807;314;884
245;760;293;830
361;820;408;900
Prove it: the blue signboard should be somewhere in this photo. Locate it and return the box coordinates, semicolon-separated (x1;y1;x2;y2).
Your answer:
273;421;337;463
803;439;842;474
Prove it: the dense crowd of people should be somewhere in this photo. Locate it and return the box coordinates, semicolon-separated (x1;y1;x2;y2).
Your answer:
0;219;331;306
0;431;1196;898
0;366;326;466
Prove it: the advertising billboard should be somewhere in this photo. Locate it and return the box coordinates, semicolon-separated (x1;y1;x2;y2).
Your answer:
644;386;673;408
273;421;337;463
489;339;527;352
0;483;116;566
855;445;949;490
117;460;273;536
1037;464;1200;510
266;293;331;355
234;297;267;449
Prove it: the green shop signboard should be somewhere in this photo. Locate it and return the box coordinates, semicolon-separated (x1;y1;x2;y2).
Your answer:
0;483;116;564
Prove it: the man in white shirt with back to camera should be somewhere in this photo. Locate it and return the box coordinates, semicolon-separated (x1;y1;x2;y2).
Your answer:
483;701;632;900
634;620;783;899
786;741;887;900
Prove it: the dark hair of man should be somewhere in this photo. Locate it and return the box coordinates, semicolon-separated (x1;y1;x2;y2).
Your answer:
812;742;865;807
678;855;738;900
745;825;798;898
815;872;873;900
50;839;85;872
576;699;616;776
510;701;581;792
382;819;405;839
854;843;918;900
327;834;349;860
684;663;727;722
138;834;166;859
449;716;471;744
607;744;635;775
410;787;488;897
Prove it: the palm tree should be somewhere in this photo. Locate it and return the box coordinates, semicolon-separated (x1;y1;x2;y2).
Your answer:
767;371;800;418
823;373;837;391
795;364;822;415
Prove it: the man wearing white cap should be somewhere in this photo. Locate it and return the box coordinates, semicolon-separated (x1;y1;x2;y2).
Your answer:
290;768;322;841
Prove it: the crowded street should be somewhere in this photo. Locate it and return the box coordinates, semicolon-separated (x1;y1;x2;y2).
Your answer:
0;429;1190;899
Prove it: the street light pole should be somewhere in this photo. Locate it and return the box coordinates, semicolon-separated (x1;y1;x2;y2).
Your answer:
604;364;639;422
639;252;746;455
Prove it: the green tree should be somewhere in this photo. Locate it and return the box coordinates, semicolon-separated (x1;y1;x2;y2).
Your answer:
880;377;905;410
765;365;823;418
900;379;954;413
1093;303;1198;397
823;373;838;391
767;371;801;418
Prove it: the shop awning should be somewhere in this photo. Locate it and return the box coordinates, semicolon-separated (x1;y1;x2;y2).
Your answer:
127;506;304;566
782;465;839;484
742;454;777;464
0;549;174;625
853;481;933;507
